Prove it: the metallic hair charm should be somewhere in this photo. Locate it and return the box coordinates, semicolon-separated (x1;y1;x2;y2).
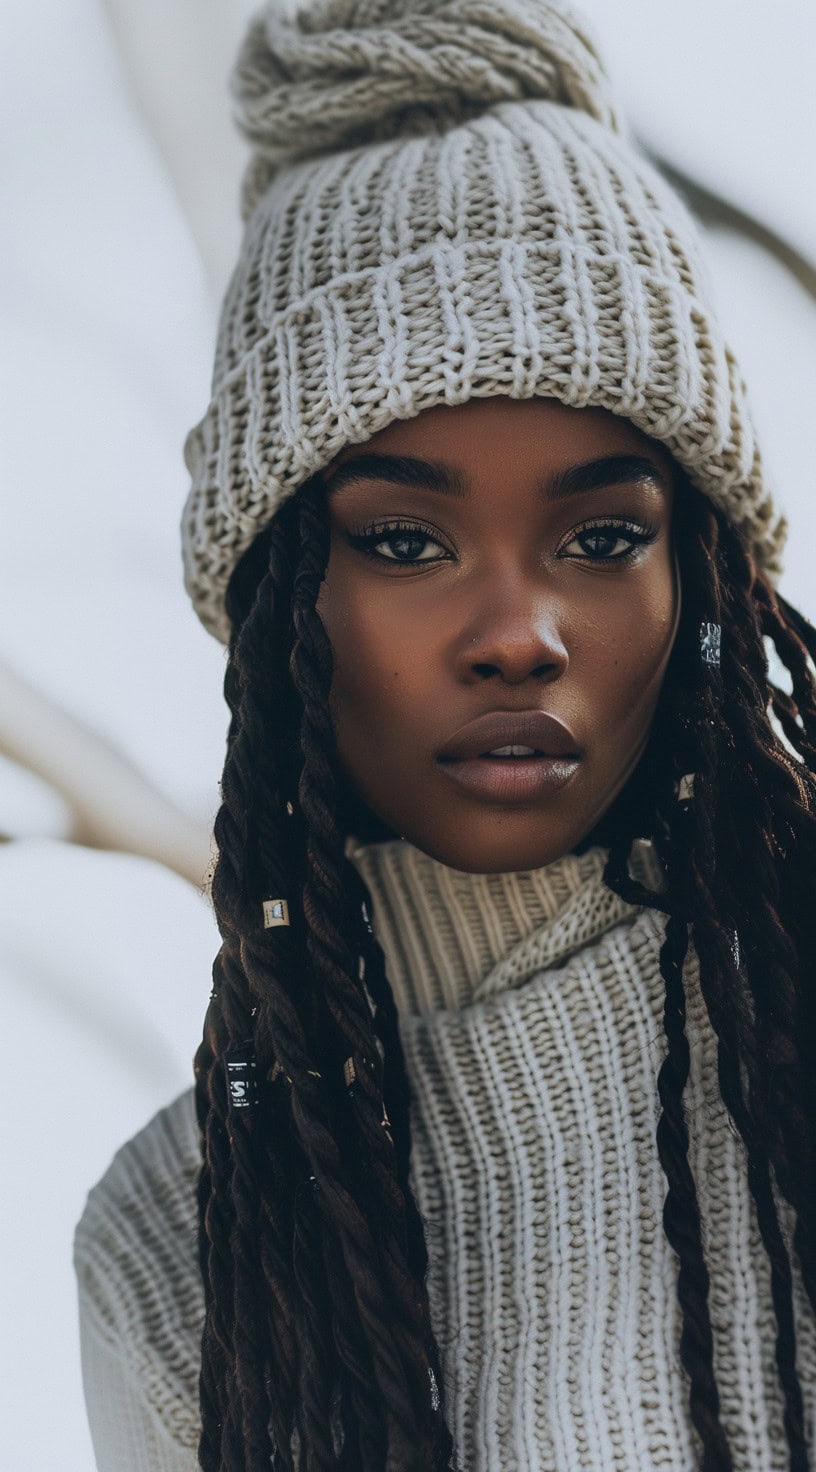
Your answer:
225;1047;258;1110
428;1365;441;1412
344;1056;389;1136
675;772;695;803
700;621;721;666
262;897;290;928
270;1060;321;1085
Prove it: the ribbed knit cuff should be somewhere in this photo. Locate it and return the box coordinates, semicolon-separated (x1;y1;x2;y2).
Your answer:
183;232;784;642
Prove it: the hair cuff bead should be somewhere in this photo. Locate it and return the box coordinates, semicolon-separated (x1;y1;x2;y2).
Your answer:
225;1047;258;1110
263;898;290;928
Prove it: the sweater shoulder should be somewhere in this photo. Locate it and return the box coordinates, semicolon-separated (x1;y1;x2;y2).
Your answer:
73;1087;203;1447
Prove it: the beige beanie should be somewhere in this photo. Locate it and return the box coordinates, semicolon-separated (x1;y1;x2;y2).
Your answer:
182;0;786;643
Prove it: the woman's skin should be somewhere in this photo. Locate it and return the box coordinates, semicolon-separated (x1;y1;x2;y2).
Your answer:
317;395;680;874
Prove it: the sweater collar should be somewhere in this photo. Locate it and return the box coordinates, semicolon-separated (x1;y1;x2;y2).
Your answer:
347;837;649;1016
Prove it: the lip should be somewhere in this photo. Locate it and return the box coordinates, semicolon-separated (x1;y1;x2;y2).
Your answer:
438;710;580;763
436;710;582;805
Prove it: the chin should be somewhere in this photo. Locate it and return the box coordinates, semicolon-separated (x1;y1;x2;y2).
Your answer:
402;815;584;876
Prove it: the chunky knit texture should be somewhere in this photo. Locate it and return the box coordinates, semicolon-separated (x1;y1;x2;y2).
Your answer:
74;840;815;1470
181;0;786;643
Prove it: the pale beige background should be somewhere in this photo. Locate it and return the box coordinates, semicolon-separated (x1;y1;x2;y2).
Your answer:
1;2;814;1466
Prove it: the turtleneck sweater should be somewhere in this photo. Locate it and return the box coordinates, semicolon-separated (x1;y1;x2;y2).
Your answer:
73;841;816;1471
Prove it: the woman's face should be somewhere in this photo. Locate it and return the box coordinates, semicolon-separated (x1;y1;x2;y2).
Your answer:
316;395;679;873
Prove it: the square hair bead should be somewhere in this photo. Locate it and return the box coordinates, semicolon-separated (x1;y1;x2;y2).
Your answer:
226;1053;257;1109
263;898;290;929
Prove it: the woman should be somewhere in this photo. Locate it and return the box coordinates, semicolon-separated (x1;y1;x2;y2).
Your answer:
74;1;816;1468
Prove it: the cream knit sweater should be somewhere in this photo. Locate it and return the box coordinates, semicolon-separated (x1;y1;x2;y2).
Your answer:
74;840;816;1470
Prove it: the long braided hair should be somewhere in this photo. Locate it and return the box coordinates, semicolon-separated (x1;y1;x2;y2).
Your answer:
193;467;816;1471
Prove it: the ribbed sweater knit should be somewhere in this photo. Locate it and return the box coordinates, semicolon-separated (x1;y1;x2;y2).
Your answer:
74;839;816;1470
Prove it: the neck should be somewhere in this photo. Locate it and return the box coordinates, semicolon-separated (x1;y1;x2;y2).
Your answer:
347;837;656;1015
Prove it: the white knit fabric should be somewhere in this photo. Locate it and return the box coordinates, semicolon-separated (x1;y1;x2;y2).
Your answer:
181;0;786;644
74;840;816;1470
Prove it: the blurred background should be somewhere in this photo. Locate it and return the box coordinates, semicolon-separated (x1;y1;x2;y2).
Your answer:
1;0;814;1466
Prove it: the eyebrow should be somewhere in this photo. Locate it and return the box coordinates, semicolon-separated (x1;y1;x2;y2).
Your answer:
324;451;670;500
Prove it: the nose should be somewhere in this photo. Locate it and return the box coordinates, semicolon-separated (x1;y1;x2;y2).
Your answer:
454;568;569;686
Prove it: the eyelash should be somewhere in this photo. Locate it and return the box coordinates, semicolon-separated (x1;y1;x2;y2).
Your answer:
346;517;659;565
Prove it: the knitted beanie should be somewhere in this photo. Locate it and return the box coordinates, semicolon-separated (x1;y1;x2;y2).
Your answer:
182;0;787;643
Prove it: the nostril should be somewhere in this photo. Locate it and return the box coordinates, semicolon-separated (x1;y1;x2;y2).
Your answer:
472;662;557;680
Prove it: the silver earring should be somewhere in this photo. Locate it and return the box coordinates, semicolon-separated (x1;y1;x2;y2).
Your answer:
700;622;721;667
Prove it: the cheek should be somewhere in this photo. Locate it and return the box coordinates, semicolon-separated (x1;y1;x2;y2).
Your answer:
316;563;427;753
587;569;679;726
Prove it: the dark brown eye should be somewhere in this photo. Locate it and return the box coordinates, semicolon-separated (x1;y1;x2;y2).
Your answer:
560;520;658;562
579;529;626;557
348;521;451;563
377;533;443;562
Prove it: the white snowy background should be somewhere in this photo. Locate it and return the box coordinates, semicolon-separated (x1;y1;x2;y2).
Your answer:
1;0;814;1466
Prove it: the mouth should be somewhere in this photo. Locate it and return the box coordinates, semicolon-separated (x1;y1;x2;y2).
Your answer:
437;751;581;803
436;712;582;804
479;744;543;758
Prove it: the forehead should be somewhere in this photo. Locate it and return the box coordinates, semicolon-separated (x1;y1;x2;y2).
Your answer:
326;395;676;498
327;395;675;482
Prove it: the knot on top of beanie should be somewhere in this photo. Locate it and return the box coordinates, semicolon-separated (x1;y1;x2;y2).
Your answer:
233;0;621;217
